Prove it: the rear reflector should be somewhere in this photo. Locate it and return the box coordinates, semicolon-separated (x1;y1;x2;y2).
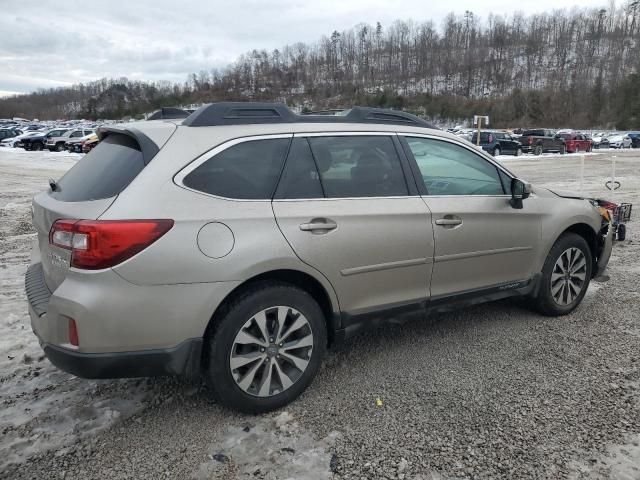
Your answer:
49;219;174;270
68;318;79;346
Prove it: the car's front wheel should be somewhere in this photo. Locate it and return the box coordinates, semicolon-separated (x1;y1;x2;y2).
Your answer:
493;147;501;157
515;147;523;156
534;233;592;316
205;283;327;413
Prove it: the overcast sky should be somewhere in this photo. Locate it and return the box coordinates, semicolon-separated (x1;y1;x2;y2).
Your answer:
0;0;611;97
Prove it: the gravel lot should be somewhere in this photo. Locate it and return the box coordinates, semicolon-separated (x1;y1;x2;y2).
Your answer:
1;148;639;480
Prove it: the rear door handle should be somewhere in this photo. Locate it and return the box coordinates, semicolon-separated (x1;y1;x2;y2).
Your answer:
435;218;463;226
299;218;337;232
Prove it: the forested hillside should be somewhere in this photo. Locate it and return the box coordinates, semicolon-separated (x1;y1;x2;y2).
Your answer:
2;2;640;128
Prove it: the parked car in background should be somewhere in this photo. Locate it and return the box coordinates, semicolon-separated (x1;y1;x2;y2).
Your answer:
626;132;640;148
471;130;523;156
22;128;69;151
0;127;23;141
608;134;632;149
66;132;97;153
519;129;566;155
592;133;610;149
47;128;93;152
0;130;42;148
558;132;593;153
81;134;100;153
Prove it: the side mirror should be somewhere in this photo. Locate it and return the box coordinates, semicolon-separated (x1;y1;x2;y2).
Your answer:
510;178;531;209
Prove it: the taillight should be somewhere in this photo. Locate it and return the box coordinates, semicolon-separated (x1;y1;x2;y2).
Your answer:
528;137;533;144
68;317;79;346
49;219;174;269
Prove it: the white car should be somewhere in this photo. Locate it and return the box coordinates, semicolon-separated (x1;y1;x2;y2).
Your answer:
608;134;632;149
0;130;43;148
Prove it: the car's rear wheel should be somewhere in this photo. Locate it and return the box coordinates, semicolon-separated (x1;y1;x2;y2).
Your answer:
493;147;500;157
515;147;523;157
559;145;566;155
33;142;43;151
205;283;327;413
533;233;592;316
55;142;64;152
534;145;543;155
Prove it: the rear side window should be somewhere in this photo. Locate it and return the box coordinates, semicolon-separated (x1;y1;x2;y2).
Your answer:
51;133;145;202
307;136;408;198
183;138;289;199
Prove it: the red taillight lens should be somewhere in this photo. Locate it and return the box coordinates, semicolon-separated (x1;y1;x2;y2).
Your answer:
68;318;79;346
49;219;174;270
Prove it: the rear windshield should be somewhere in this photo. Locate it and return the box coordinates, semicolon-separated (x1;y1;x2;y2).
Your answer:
522;129;544;136
51;133;144;202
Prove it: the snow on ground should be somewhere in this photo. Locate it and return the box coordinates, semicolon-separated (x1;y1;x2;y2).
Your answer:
496;150;601;161
0;148;152;470
0;146;80;175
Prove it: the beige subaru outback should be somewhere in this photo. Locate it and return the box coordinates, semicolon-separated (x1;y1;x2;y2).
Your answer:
26;103;613;412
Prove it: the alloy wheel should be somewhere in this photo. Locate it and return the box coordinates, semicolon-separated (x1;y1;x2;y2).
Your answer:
229;306;314;397
550;247;587;306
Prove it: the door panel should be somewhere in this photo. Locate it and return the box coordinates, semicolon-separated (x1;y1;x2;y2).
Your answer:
400;134;542;299
273;197;434;313
423;196;541;298
272;133;433;315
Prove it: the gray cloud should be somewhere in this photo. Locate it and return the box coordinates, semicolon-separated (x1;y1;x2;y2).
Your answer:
0;0;608;95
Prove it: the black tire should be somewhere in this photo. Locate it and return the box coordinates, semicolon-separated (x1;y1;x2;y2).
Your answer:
33;142;43;151
534;145;543;156
55;142;64;152
533;233;592;316
493;147;500;157
204;282;327;413
617;224;626;241
515;147;523;157
559;145;566;155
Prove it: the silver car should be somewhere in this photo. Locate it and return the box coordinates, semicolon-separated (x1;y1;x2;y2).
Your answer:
26;103;613;412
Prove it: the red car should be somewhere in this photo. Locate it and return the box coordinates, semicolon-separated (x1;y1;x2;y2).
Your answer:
559;132;593;153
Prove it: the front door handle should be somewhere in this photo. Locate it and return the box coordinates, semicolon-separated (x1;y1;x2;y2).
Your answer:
435;217;463;226
299;218;337;232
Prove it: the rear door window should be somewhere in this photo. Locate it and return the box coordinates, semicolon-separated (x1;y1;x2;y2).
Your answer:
307;136;408;198
51;133;145;202
183;137;290;199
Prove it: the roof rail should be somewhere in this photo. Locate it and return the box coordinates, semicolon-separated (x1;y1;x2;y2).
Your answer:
182;102;436;129
147;107;192;121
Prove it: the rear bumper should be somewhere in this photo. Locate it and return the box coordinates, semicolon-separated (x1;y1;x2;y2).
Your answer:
24;261;237;379
42;338;202;379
